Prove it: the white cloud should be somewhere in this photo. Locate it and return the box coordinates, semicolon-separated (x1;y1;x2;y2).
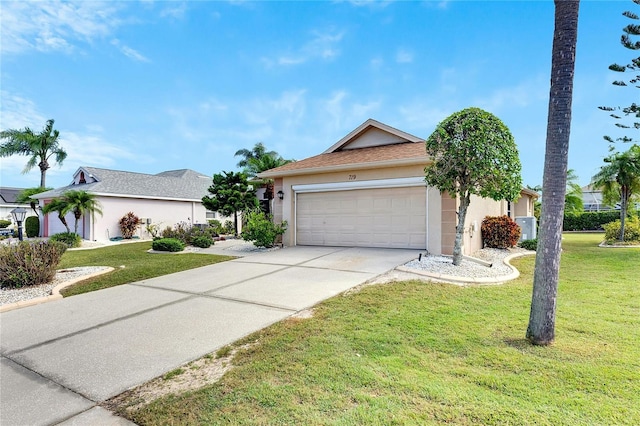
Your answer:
1;1;124;54
111;39;151;62
159;1;188;20
396;48;414;64
262;29;345;68
472;76;548;113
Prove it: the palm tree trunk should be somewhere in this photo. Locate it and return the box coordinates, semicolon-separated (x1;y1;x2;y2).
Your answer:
527;0;580;346
620;186;629;241
39;163;47;188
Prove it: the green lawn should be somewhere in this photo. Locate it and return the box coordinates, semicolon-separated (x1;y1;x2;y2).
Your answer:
122;233;640;425
58;242;234;297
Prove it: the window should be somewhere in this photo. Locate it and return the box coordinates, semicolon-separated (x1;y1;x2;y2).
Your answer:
79;172;86;184
507;201;512;218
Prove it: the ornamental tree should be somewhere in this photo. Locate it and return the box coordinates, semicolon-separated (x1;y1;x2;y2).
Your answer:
202;171;258;235
598;0;639;147
424;107;522;266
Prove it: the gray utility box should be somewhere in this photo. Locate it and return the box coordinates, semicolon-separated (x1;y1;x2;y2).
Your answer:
515;216;537;241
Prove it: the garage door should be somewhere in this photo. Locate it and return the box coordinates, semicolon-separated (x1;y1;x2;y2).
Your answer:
296;187;426;249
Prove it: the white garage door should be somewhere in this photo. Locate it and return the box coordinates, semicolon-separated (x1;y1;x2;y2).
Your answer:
296;187;426;249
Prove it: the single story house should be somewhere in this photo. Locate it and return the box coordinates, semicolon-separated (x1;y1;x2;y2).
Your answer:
33;167;223;241
0;187;38;227
259;119;537;255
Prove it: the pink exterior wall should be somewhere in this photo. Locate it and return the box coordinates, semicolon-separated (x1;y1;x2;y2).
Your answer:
41;196;208;241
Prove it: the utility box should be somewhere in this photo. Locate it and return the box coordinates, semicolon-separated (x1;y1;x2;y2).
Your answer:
515;216;537;241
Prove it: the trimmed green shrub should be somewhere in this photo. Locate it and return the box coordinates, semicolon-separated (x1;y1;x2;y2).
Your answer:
222;220;236;235
152;238;185;252
119;212;141;239
49;232;82;248
481;215;521;249
241;210;287;248
0;240;67;288
0;219;11;229
208;219;223;235
518;239;538;251
161;222;214;245
603;217;640;244
192;235;213;248
562;211;639;231
25;216;39;238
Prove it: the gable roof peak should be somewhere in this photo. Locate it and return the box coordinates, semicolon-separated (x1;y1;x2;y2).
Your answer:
323;118;424;154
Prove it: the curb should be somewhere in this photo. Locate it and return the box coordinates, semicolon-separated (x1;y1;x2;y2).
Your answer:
0;267;115;313
395;252;534;286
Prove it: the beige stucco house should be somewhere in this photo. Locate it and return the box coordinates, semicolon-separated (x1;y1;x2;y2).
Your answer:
259;119;536;255
33;167;222;241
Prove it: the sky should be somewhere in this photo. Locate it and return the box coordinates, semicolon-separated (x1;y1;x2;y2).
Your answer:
1;0;638;190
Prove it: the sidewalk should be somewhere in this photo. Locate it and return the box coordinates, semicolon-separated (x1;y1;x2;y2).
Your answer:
0;245;419;425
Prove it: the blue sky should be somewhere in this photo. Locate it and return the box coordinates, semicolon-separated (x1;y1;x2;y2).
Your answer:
1;0;637;190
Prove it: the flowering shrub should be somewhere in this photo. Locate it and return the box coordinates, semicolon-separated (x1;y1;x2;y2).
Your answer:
119;212;141;239
0;240;67;288
481;215;521;248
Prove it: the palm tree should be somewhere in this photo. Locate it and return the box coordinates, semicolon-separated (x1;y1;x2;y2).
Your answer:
235;142;293;178
42;190;103;235
591;145;640;241
235;142;277;169
0;119;67;188
42;198;71;233
564;169;584;214
61;190;103;235
16;187;53;217
527;0;580;346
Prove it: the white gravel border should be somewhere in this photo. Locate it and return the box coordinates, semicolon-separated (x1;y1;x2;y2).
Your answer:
0;266;114;313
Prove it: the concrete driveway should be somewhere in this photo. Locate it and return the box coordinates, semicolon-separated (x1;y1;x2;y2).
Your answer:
0;245;419;425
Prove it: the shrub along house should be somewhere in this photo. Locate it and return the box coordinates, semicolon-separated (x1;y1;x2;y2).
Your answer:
33;167;221;241
259;119;537;255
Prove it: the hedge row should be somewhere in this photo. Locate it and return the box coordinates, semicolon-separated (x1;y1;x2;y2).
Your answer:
563;211;640;231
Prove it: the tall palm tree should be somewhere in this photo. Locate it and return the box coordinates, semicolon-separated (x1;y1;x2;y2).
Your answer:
591;144;640;240
0;119;67;188
527;0;580;346
42;198;71;234
245;152;293;178
235;143;277;169
60;190;103;235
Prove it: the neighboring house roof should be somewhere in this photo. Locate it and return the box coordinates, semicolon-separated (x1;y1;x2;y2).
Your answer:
260;119;428;179
520;188;540;199
33;167;212;201
0;187;27;204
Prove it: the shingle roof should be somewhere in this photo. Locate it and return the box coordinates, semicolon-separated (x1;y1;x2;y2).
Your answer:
260;142;428;178
0;187;26;204
33;167;212;201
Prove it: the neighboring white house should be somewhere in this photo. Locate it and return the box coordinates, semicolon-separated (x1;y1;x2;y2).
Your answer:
33;167;223;241
259;118;537;255
0;187;38;227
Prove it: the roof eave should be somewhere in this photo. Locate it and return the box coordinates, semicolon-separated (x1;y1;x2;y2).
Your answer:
258;157;430;179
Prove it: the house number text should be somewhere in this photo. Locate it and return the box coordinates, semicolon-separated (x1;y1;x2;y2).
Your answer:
348;174;356;180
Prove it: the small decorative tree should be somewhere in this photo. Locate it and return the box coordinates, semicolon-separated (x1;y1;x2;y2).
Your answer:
202;171;258;235
119;212;141;239
424;107;522;266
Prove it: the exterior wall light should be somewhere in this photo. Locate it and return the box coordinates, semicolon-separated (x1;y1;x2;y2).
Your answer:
277;190;284;200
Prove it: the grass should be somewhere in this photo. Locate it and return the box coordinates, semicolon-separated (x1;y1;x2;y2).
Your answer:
58;242;234;297
124;233;640;425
